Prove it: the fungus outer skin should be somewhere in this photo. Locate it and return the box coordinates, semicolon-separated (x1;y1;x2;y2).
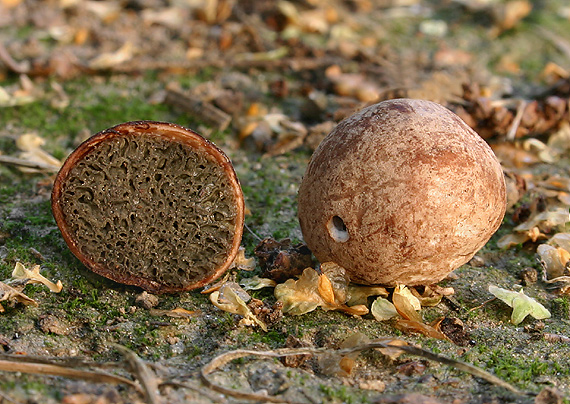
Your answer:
298;99;507;286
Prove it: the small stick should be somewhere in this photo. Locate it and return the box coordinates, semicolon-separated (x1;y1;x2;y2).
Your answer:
0;155;59;172
165;89;231;132
200;339;525;403
0;42;29;74
506;100;527;141
0;359;138;388
244;222;263;242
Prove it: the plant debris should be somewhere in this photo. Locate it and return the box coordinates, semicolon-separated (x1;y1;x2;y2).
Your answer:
254;238;313;283
488;285;551;325
274;265;369;316
209;281;268;331
199;335;523;404
0;262;63;312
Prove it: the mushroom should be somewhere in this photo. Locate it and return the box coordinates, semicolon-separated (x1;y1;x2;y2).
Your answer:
297;99;506;286
52;121;244;293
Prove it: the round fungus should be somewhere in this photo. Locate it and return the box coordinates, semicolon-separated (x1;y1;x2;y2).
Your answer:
297;99;507;286
52;121;244;293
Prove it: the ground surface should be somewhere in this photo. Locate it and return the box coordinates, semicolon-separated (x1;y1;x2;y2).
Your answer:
1;1;570;403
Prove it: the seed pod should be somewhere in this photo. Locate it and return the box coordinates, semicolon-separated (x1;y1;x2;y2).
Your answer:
298;99;506;286
52;121;244;293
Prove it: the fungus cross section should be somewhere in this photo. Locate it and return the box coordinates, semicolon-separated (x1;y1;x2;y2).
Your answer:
59;133;238;289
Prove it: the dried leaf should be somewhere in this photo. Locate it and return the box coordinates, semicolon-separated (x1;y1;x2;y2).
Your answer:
210;283;267;331
0;281;38;312
230;247;256;271
320;262;350;304
394;285;421;311
15;134;62;173
392;286;422;322
11;263;63;293
488;285;551;325
89;41;135;70
371;297;399;321
347;284;388;306
240;276;277;290
497;231;533;249
274;267;323;315
548;232;570;251
393;319;449;341
274;267;368;316
537;244;570;280
317;273;336;305
514;207;569;232
410;286;444;307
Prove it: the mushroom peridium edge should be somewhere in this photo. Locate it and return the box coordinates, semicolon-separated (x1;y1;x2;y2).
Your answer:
51;121;245;294
297;98;507;286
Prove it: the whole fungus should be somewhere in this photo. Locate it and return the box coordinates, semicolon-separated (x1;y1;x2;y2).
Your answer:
298;99;506;286
52;121;244;293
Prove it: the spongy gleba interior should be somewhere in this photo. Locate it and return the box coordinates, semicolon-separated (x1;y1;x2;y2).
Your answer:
57;131;240;291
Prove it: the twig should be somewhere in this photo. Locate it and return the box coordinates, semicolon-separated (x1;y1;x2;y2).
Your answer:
0;155;59;172
244;222;263;242
0;359;138;389
536;26;570;61
112;344;161;404
164;89;232;132
467;297;497;313
200;339;525;403
160;381;228;404
506;100;527;141
0;42;29;74
0;389;25;404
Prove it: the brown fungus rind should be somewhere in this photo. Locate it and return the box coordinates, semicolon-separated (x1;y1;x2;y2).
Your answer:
298;99;506;286
52;121;244;294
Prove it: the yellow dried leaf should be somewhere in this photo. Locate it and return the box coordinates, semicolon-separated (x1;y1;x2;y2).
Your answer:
497;232;531;249
393;285;421;311
240;276;276;291
318;332;370;377
548;233;570;252
15;134;62;173
347;284;388;306
514;208;569;232
318;273;336;305
89;41;135;69
230;247;256;271
537;244;570;280
11;263;63;293
409;286;444;307
274;267;368;316
210;283;267;331
320;262;350;304
0;281;38;312
274;268;322;315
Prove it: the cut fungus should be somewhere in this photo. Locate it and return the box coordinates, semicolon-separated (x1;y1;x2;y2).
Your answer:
298;99;507;286
52;121;244;294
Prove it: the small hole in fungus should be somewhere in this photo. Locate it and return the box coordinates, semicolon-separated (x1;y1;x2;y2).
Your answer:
327;215;349;242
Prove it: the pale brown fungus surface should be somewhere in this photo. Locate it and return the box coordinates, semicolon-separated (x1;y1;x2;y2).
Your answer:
298;99;506;286
52;121;244;293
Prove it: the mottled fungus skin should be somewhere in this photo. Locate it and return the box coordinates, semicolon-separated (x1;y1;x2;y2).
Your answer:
52;121;244;293
298;99;506;286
